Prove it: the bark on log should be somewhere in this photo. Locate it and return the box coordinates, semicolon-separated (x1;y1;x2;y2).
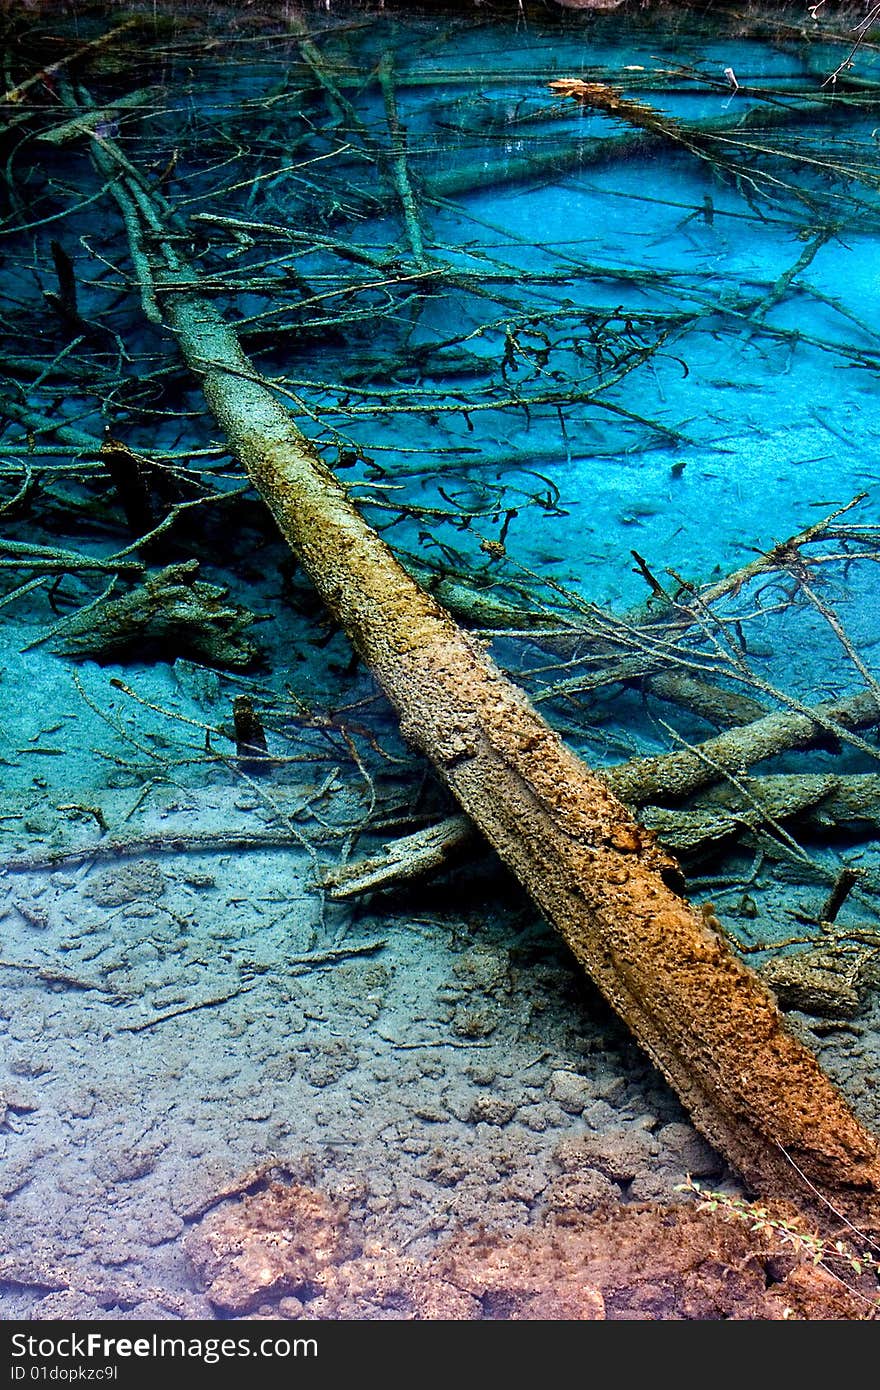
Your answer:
94;135;880;1233
165;278;880;1229
326;690;880;892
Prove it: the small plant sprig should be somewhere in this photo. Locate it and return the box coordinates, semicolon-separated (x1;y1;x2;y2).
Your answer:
676;1176;879;1284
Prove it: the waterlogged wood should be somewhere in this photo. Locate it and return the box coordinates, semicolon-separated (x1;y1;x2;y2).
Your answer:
93;135;880;1232
610;690;880;806
164;289;880;1226
375;87;875;215
327;721;880;891
325;814;474;898
641;772;880;856
0;18;142;112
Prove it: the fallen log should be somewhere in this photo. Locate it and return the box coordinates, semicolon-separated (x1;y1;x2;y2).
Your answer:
0;18;143;115
610;689;880;807
378;50;429;268
357;86;880;222
90;129;880;1235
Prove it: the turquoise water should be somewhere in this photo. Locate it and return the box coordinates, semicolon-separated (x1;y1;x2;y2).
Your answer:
1;1;880;1319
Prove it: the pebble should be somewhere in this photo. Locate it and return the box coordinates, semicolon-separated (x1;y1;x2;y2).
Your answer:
582;1099;619;1131
278;1296;305;1319
548;1069;593;1114
85;861;165;908
517;1102;556;1133
554;1127;658;1183
141;1206;186;1246
466;1065;497;1088
92;1143;163;1184
412;1103;447;1123
593;1072;627;1103
452;1005;500;1039
657;1122;723;1179
467;1096;517;1126
8;1051;51;1078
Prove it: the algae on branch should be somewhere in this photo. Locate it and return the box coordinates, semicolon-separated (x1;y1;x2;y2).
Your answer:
53;561;265;669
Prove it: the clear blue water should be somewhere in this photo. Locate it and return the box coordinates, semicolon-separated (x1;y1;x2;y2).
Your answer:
1;1;880;1320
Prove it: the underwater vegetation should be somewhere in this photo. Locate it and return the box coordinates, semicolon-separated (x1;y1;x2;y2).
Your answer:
2;0;880;1319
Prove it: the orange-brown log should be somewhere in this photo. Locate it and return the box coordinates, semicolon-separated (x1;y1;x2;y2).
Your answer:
150;270;880;1237
67;101;878;1239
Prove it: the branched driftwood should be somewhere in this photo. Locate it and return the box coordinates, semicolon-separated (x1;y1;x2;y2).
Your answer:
49;561;263;669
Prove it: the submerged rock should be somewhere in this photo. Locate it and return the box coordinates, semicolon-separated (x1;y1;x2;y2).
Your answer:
183;1175;873;1321
467;1095;517;1126
184;1183;358;1316
548;1069;592;1114
84;860;165;908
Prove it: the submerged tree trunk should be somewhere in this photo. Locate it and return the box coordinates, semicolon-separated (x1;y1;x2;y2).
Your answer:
167;279;880;1231
93;132;880;1236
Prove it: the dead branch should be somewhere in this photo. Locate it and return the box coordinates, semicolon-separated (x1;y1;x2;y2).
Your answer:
821;868;860;925
325;815;474;899
4;826;339;874
0;18;142;111
0;959;113;993
115;985;256;1035
645;671;768;729
378;50;428;268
